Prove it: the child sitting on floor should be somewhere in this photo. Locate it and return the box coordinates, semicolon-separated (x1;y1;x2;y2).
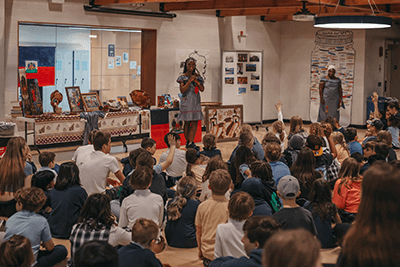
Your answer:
166;176;200;248
36;152;58;178
196;169;231;266
31;170;55;218
118;218;167;267
199;156;230;202
214;191;254;258
0;235;35;267
272;175;317;235
4;187;68;267
183;148;207;194
200;133;222;159
119;166;164;231
210;216;282;267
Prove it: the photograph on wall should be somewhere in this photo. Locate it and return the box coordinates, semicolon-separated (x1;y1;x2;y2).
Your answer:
225;67;234;75
238;87;246;95
123;53;129;63
251;74;260;80
108;58;114;69
238;54;248;62
226;56;234;63
237;63;243;75
25;61;38;73
225;77;234;85
251;84;259;91
116;56;122;66
249;54;260;62
237;76;248;84
246;64;257;72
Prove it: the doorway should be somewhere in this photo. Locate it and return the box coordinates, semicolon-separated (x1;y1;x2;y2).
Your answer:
385;40;400;101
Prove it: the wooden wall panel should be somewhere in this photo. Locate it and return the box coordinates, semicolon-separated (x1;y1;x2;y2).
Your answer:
141;30;157;106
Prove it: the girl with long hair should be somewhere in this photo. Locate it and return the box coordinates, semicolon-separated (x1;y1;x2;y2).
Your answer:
176;57;205;149
338;162;400;267
288;116;308;141
48;162;88;239
0;137;31;217
183;148;206;193
304;178;343;248
199;156;229;202
234;146;257;187
290;147;322;206
165;176;200;248
332;157;362;223
69;194;131;259
331;131;350;164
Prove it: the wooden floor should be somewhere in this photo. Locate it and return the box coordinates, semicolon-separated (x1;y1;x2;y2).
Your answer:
29;123;365;266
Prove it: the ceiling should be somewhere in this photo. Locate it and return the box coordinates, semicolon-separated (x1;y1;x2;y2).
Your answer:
91;0;400;21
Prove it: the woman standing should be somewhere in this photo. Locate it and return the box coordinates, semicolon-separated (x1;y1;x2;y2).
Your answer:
318;65;342;122
177;57;205;149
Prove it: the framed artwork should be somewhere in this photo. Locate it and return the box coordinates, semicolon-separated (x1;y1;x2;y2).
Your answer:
117;96;129;109
66;87;85;113
81;93;101;112
204;105;243;142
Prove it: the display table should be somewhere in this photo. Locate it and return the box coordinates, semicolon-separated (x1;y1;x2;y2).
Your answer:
202;104;243;142
150;108;202;149
30;110;150;145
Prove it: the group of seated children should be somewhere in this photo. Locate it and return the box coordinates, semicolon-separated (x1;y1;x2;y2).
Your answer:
2;97;400;267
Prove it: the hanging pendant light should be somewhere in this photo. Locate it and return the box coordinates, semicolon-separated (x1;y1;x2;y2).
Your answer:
314;0;391;29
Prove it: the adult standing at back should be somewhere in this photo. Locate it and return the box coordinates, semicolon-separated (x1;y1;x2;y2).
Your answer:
318;65;342;122
177;57;205;150
79;131;124;196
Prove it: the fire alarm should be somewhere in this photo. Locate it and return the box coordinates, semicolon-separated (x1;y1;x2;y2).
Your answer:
238;31;248;37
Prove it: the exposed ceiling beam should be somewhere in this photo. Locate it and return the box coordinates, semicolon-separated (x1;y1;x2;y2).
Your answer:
93;0;204;5
218;6;379;16
303;0;400;5
163;0;305;11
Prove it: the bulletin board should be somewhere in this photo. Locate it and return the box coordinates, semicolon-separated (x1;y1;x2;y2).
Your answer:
221;50;263;124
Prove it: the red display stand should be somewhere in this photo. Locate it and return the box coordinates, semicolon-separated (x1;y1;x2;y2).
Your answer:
150;108;202;149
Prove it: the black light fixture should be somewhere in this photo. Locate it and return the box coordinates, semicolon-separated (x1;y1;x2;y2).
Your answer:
314;0;391;29
293;1;315;22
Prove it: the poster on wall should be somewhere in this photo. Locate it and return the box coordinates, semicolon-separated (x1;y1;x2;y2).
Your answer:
108;44;115;57
222;50;263;123
123;53;129;63
108;58;114;69
116;56;121;67
309;30;354;127
25;61;38;73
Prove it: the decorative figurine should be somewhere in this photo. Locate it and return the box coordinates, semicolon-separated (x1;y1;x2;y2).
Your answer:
50;90;63;114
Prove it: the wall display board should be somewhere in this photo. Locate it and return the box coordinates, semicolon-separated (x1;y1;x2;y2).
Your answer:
222;50;263;124
309;30;355;127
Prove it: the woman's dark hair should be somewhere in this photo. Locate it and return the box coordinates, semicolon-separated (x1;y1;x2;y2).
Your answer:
31;170;55;191
74;240;118;267
78;194;114;229
0;235;34;267
338;162;400;267
290;147;319;189
167;176;197;221
183;57;199;75
136;151;154;169
235;146;256;185
306;178;337;222
264;142;281;162
185;148;200;178
202;156;228;183
55;162;81;191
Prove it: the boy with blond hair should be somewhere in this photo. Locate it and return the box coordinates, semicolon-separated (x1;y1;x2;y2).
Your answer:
196;169;231;266
214;191;255;258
